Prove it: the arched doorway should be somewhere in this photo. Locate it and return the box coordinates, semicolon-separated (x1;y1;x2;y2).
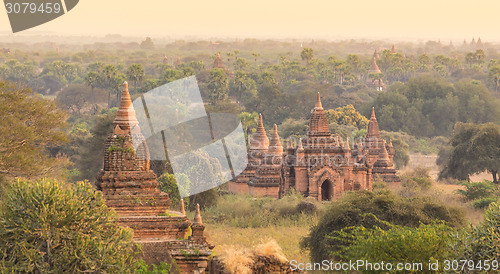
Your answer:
321;180;332;201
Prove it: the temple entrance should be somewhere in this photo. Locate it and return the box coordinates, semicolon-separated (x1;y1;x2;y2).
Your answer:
321;180;332;201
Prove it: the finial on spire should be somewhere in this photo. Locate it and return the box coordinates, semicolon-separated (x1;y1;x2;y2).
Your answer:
194;204;203;224
371;107;376;119
315;92;322;109
113;81;139;132
389;139;393;147
288;137;293;149
180;199;186;215
345;138;350;150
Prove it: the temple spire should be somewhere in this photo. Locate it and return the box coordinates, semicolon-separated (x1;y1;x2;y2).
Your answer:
113;81;139;133
250;113;269;150
370;58;381;73
391;44;396;53
268;124;283;155
194;204;203;224
315;92;323;109
287;137;293;149
180;199;186;215
367;107;380;138
308;92;329;136
379;141;390;162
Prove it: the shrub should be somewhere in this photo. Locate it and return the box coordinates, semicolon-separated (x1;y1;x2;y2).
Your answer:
300;190;466;262
331;216;454;272
471;197;498;209
0;179;136;272
203;193;321;228
450;202;500;263
157;173;190;209
134;259;173;274
456;180;498;201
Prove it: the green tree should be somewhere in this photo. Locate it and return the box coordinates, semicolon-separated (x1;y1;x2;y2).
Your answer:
55;84;89;114
230;71;257;105
300;48;314;65
158;173;191;209
126;63;145;92
84;71;101;118
439;123;500;183
0;81;68;181
488;65;500;92
0;179;136;272
140;37;155;50
325;105;368;129
102;64;118;108
238;112;259;141
75;108;116;182
207;68;228;104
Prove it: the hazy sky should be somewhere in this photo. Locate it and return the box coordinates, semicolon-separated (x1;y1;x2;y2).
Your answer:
0;0;498;41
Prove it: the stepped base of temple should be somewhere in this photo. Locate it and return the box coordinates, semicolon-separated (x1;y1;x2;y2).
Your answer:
118;212;190;240
373;167;401;184
139;239;212;273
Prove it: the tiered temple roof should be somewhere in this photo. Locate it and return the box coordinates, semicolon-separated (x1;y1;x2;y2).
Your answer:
308;92;330;137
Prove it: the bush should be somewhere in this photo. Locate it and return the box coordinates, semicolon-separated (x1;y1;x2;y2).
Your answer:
456;180;498;201
399;167;434;195
134;259;173;274
300;190;466;262
203;193;321;228
331;216;454;272
0;179;136;272
471;197;498;209
157;173;190;209
450;202;500;263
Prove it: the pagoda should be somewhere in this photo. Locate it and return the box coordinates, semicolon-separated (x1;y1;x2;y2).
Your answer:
96;82;213;272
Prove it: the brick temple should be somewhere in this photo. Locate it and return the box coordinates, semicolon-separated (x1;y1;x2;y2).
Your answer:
229;92;400;200
96;82;213;273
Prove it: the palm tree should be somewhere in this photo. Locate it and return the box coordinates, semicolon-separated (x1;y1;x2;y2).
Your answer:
238;112;258;144
84;71;100;117
300;48;314;65
126;64;145;93
102;64;117;108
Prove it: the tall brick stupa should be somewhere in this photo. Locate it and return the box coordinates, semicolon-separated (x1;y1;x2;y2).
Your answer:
96;82;213;272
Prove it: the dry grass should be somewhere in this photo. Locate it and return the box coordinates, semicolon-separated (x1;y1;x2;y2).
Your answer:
205;223;310;263
216;239;288;274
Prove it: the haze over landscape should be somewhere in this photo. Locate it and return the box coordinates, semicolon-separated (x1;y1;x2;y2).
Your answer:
0;0;498;41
